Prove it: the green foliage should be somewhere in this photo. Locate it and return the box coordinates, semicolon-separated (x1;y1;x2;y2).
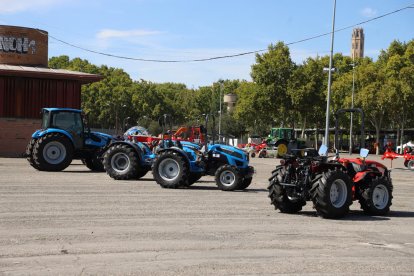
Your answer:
48;38;414;145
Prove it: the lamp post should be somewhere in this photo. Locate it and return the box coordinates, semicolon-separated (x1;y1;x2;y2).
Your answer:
324;0;337;150
123;117;130;132
349;63;356;155
218;80;224;142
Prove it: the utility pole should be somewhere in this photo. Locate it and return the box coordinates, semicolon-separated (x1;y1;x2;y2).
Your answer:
218;80;223;142
349;62;356;155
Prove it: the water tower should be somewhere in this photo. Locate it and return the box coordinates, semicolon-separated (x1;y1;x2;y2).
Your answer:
223;93;237;112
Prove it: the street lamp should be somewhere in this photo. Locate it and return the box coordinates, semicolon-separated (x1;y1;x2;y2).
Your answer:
123;117;130;132
349;63;356;155
324;0;337;150
218;80;224;142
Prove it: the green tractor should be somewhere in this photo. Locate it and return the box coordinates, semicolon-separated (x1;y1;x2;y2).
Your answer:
267;128;305;158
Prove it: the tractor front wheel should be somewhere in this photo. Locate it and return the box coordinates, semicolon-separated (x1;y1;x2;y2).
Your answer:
311;170;352;219
359;177;393;215
215;165;242;191
32;133;73;171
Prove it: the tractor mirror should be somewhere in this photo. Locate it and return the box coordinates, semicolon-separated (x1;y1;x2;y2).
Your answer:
318;145;328;156
360;148;369;158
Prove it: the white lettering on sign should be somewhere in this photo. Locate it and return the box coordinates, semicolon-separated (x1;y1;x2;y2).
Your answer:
0;36;36;54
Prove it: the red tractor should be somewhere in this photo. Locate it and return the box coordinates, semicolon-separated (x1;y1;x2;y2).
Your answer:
268;108;393;219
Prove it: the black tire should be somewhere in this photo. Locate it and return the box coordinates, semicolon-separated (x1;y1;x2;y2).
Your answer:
268;167;305;213
187;172;203;186
136;169;150;179
26;139;40;170
103;144;141;180
238;176;253;190
250;152;256;158
83;154;105;172
215;165;242;191
311;169;352;219
32;133;73;171
359;177;393;215
407;160;414;171
404;159;409;168
152;151;189;188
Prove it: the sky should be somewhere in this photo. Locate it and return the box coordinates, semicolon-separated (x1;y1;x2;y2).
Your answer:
1;0;413;88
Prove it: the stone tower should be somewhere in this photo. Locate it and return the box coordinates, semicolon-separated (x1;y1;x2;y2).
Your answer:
351;28;364;60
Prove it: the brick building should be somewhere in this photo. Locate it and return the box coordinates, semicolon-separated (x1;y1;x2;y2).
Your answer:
0;25;101;157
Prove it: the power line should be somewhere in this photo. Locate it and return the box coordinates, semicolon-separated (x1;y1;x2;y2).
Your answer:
41;3;414;63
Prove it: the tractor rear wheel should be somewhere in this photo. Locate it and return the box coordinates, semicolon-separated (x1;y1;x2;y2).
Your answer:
33;133;73;171
83;154;105;172
152;151;189;188
276;142;288;158
26;139;40;170
215;165;242;191
311;169;352;219
359;177;393;215
103;144;141;180
187;172;203;186
407;160;414;171
238;176;253;190
268;167;305;213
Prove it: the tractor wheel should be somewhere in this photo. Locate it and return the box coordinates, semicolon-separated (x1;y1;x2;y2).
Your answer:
152;151;189;188
136;169;150;179
276;142;288;158
311;169;352;219
83;154;105;172
404;160;409;168
103;144;141;180
268;167;305;213
238;176;253;190
407;160;414;171
359;177;393;215
32;133;73;171
215;165;242;191
187;172;203;186
26;139;40;170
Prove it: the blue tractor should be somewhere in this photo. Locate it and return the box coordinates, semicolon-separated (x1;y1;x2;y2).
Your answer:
152;114;254;191
26;108;116;171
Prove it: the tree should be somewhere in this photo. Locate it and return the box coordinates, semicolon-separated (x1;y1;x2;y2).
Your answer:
251;42;294;126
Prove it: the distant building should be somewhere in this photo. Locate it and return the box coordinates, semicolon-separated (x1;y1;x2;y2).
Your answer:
0;25;101;157
351;28;364;60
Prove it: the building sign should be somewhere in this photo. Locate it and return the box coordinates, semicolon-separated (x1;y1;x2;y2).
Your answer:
0;25;48;67
0;36;36;54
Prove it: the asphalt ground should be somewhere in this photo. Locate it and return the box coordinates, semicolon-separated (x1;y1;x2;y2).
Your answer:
0;155;413;275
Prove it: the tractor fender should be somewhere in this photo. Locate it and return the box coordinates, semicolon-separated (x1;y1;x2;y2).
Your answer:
105;141;145;161
275;139;289;146
157;147;191;165
353;170;382;183
32;128;75;145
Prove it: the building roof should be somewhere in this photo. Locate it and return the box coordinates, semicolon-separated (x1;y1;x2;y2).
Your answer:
0;64;102;84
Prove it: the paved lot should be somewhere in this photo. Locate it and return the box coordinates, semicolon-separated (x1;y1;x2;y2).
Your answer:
1;155;414;275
